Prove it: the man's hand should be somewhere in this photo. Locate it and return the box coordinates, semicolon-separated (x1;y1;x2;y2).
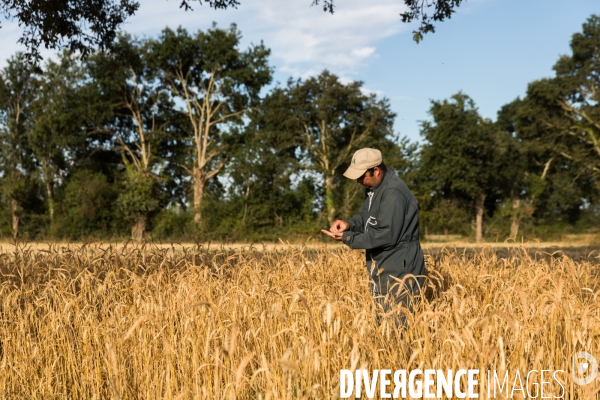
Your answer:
321;220;349;241
329;220;350;233
321;229;343;241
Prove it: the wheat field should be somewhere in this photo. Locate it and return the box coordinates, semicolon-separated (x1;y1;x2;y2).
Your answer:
0;242;599;399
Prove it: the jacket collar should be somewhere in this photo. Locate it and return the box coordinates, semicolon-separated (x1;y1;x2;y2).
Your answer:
368;170;391;194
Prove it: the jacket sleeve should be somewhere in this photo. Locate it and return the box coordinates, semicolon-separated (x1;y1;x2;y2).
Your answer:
341;188;405;250
346;213;364;232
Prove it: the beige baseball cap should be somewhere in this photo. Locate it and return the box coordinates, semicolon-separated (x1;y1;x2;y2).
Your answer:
343;148;383;179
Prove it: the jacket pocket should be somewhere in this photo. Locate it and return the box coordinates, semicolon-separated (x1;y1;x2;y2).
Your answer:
388;248;409;276
372;249;407;295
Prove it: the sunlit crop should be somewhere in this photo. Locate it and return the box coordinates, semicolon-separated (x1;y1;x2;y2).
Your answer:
0;243;598;398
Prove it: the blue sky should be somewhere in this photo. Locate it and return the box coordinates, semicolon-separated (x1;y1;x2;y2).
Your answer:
1;0;598;143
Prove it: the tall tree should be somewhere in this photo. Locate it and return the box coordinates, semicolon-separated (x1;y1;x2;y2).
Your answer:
419;92;500;242
552;15;600;181
29;52;90;226
88;35;173;240
220;123;314;236
495;98;531;239
0;53;37;238
223;91;315;233
265;70;396;225
148;25;271;226
512;16;600;225
515;84;592;225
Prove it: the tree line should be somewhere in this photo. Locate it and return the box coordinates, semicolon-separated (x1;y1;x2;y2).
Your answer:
1;16;599;242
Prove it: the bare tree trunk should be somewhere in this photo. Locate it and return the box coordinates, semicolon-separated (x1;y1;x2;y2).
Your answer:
45;181;54;224
242;179;250;222
475;192;485;242
274;212;283;227
11;198;19;239
340;182;361;219
131;215;147;241
509;194;521;240
193;167;205;225
325;174;336;226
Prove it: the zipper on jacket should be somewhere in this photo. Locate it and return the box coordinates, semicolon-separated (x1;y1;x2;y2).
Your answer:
366;191;375;277
364;192;375;232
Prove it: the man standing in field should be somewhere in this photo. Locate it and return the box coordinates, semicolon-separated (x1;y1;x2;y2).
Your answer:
321;148;425;323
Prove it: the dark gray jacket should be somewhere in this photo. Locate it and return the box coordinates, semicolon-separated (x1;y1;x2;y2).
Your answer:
341;171;425;296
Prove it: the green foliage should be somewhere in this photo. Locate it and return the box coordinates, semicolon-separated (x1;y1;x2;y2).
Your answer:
0;53;38;237
419;199;471;237
116;171;160;223
0;175;47;239
146;24;273;224
401;0;464;43
53;170;122;239
150;207;194;241
417;93;502;239
199;176;320;242
2;0;462;63
225;94;318;235
419;93;500;200
1;17;600;242
515;15;600;220
260;70;398;223
0;0;139;62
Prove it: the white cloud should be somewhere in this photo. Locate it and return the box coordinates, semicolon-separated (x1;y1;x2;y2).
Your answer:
352;47;376;59
1;0;409;77
360;85;384;97
247;0;407;74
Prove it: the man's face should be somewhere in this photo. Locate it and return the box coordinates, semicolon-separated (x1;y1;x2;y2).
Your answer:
357;167;383;190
